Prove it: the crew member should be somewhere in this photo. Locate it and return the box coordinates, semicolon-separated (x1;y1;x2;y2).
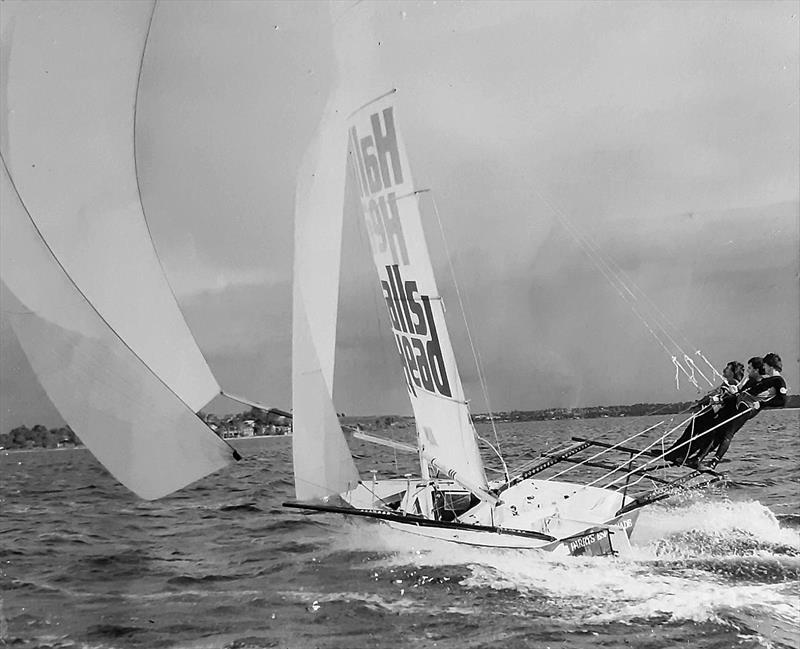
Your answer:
704;354;786;469
662;361;744;467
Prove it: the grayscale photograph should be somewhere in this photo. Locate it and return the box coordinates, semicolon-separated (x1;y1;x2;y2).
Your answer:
1;1;798;648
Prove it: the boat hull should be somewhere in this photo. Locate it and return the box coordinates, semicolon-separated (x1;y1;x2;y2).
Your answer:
378;508;639;556
336;477;641;557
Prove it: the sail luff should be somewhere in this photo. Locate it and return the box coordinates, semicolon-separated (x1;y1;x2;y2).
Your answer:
131;0;220;409
291;93;360;500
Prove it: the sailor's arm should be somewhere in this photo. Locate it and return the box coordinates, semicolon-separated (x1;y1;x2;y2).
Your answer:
759;377;787;408
744;376;787;409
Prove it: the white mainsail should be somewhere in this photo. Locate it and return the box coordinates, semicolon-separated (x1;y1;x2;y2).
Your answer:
347;94;488;490
291;94;360;500
0;2;236;499
0;1;219;412
1;159;234;500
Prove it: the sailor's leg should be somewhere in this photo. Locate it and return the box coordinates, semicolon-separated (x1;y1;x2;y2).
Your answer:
711;409;756;464
690;433;717;464
709;428;734;468
664;424;695;463
665;411;713;463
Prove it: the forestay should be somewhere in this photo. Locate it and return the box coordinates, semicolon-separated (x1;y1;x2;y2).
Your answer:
347;94;487;490
0;1;219;411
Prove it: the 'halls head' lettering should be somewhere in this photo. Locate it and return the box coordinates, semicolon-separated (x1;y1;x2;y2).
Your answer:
349;107;409;266
382;264;451;398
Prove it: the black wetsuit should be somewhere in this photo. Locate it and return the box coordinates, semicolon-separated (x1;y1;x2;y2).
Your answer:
708;374;787;463
748;375;788;409
663;386;737;464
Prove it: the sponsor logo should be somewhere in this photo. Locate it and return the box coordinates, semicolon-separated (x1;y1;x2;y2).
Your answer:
349;107;409;266
349;106;452;399
383;264;451;397
568;531;605;552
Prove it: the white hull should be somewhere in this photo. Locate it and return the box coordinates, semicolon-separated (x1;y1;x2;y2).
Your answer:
338;477;639;557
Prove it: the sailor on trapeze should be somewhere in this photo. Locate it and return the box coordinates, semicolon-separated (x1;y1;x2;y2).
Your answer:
661;353;787;470
699;353;787;469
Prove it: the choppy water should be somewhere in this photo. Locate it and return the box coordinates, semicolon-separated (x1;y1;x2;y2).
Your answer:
1;411;798;649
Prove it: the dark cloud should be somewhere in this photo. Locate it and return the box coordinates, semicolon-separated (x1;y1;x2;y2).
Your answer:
2;2;797;427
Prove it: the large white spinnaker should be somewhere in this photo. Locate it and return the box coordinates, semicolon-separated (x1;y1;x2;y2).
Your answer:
0;1;219;411
347;94;488;491
0;2;236;499
0;158;235;500
291;94;360;501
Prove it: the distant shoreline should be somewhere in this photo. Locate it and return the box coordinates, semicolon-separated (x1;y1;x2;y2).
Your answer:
1;445;87;455
3;405;795;453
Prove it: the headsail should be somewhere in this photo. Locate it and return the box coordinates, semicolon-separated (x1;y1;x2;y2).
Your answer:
1;158;235;500
347;94;488;491
291;94;360;500
0;2;235;499
0;1;219;411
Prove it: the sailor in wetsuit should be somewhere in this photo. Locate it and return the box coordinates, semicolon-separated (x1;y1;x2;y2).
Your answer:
703;353;787;469
662;360;744;467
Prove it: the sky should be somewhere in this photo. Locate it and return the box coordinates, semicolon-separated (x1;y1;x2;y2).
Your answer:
1;0;798;429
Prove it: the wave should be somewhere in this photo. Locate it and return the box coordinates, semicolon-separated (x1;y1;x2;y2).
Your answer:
777;513;800;528
281;588;432;615
318;496;800;645
218;502;263;513
633;497;800;554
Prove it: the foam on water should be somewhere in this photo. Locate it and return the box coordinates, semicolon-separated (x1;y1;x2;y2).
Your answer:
634;497;800;557
328;496;800;646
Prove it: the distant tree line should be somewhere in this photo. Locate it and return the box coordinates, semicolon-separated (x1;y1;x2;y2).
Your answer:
4;395;796;449
476;395;800;423
0;425;80;450
199;407;292;438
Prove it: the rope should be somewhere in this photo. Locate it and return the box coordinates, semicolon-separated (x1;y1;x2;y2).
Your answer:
591;406;753;492
428;193;508;480
544;420;665;481
530;188;718;388
697;350;725;382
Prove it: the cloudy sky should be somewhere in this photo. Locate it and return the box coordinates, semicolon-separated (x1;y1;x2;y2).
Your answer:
1;0;798;429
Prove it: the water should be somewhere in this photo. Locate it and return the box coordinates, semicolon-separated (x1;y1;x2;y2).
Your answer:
2;411;798;649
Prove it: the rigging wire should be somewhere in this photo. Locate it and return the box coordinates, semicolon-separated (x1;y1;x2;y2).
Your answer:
530;187;722;390
428;193;509;482
543;419;665;481
572;405;752;495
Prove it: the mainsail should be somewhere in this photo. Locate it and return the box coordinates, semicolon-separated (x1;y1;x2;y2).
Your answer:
0;2;236;498
347;94;488;490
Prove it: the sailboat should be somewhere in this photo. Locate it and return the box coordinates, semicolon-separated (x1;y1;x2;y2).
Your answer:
1;3;723;545
284;90;726;557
